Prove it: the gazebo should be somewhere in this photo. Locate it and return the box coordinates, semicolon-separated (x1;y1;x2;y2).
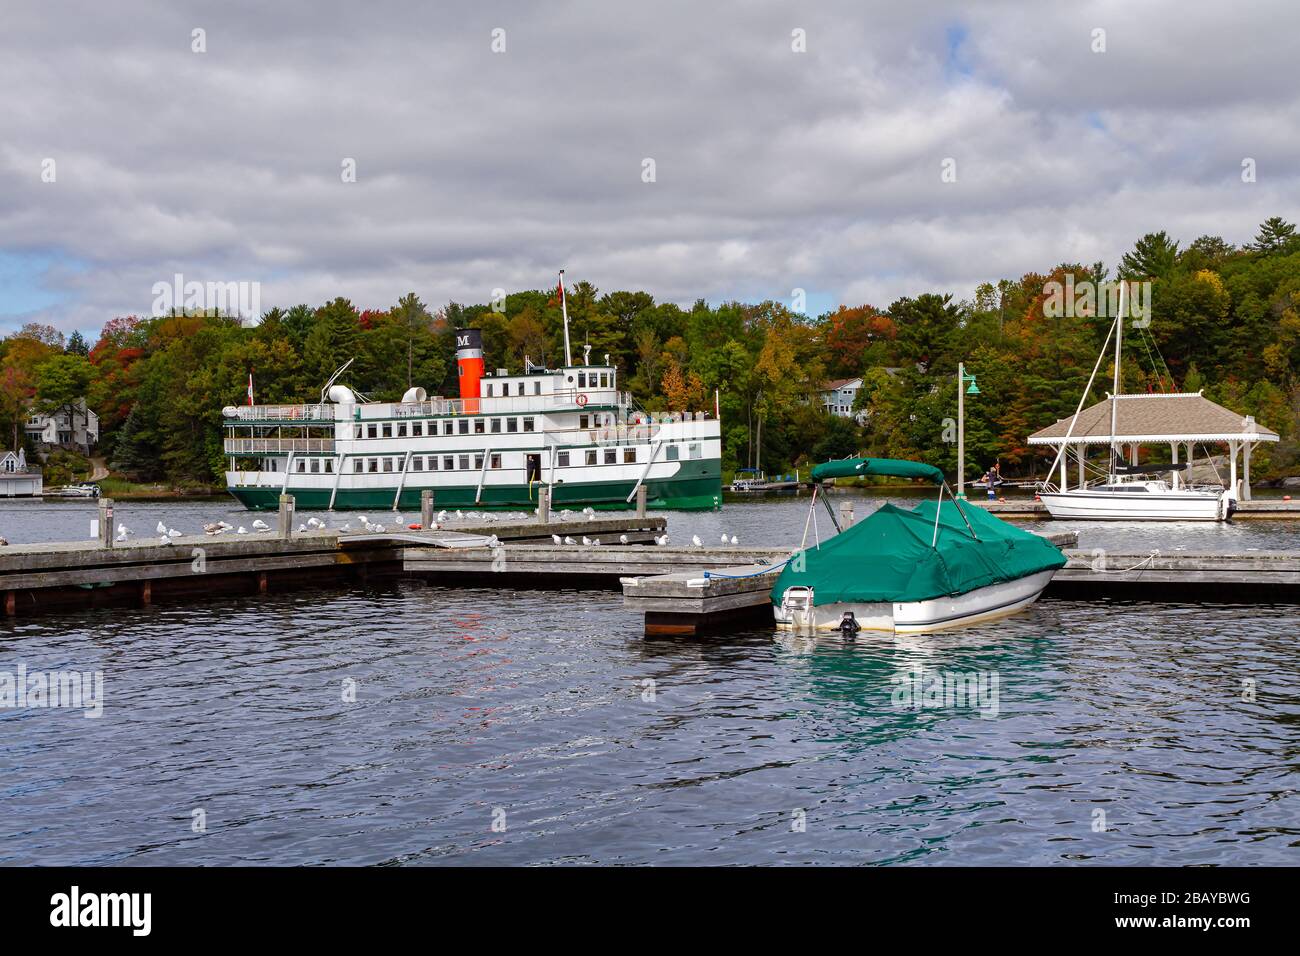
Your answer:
1027;391;1279;500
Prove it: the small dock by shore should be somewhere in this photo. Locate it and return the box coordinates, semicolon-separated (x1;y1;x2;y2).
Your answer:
976;498;1300;520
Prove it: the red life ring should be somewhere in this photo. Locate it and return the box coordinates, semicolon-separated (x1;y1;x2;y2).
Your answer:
575;393;589;407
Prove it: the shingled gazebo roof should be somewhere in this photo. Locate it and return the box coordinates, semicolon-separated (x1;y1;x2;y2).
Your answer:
1028;392;1278;445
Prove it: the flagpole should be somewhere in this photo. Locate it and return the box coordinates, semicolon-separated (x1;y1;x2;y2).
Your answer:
559;269;572;367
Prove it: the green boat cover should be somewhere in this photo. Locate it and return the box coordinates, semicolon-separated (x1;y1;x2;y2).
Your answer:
773;498;1067;606
810;457;943;483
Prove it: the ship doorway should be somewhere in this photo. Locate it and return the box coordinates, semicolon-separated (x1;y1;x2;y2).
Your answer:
525;454;542;483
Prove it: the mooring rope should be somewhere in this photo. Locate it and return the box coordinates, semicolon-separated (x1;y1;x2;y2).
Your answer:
1088;548;1161;573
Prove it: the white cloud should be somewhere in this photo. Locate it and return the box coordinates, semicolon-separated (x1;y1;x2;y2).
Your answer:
0;0;1296;335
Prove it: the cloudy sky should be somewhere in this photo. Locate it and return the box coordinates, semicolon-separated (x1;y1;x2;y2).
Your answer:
2;0;1297;337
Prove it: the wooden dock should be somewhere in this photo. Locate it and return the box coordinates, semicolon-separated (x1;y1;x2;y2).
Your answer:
7;496;1300;635
0;503;667;617
976;498;1300;519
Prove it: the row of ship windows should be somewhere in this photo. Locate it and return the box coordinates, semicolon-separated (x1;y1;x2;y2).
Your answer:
286;443;704;474
480;371;610;396
358;417;537;439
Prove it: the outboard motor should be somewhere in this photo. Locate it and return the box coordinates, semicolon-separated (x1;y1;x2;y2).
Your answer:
838;611;861;639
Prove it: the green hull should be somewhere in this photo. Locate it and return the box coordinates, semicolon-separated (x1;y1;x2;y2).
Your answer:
228;462;721;512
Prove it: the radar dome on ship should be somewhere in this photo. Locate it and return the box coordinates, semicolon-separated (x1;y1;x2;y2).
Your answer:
327;385;356;404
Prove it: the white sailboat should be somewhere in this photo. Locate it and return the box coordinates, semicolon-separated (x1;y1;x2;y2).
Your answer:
1036;282;1234;522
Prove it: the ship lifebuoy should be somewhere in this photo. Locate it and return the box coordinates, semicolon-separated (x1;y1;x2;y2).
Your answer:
576;393;589;407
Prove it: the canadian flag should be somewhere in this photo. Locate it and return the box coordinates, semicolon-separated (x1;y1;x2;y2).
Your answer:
247;372;254;406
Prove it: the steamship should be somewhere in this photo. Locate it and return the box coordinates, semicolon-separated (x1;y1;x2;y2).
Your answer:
222;326;723;512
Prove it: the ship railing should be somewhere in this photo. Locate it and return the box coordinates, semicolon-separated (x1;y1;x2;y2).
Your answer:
223;437;336;454
224;404;334;422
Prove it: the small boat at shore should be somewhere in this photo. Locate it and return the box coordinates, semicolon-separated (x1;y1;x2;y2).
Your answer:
45;482;101;499
772;458;1066;633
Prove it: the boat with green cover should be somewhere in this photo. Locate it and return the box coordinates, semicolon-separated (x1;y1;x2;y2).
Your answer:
773;457;1066;633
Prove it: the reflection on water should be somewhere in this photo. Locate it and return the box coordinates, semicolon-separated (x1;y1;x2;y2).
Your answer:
2;584;1296;866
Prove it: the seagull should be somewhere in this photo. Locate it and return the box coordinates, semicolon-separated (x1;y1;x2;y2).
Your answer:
356;514;369;525
117;523;132;537
156;521;167;535
167;528;182;538
619;534;629;544
721;533;729;544
564;536;576;545
591;538;601;546
692;535;702;547
116;530;130;542
437;510;448;522
297;523;307;533
203;522;225;535
455;510;464;520
552;534;563;545
487;534;500;548
582;536;592;546
337;523;351;532
236;526;248;534
730;535;738;545
252;519;270;532
158;536;173;547
655;534;669;546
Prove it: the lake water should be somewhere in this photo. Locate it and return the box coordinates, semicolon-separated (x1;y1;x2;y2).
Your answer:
1;492;1298;865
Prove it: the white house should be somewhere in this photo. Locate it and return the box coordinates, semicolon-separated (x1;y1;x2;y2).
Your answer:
819;378;865;420
0;448;42;497
26;399;99;452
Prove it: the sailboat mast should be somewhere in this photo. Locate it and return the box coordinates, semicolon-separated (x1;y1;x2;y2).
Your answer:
1109;280;1126;477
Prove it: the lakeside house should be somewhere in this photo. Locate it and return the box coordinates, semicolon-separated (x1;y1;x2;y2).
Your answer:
0;448;42;497
819;377;866;421
26;399;99;454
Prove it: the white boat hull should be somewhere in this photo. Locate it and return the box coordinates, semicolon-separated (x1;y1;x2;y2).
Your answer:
1038;488;1230;521
773;569;1057;634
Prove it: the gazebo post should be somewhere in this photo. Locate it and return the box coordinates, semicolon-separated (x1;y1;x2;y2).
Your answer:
1077;443;1084;487
1059;444;1067;490
1228;439;1239;498
1243;441;1253;500
1171;442;1179;488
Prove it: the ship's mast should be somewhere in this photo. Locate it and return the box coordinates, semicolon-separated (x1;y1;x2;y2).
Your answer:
559;269;572;367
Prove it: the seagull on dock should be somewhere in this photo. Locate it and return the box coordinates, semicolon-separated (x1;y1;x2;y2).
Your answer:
692;535;702;547
619;534;629;544
236;526;248;534
655;534;669;546
252;519;270;532
159;536;173;546
117;523;133;538
203;522;226;535
552;534;563;545
487;534;500;548
167;528;182;538
582;536;592;546
437;510;448;522
563;536;576;545
730;535;738;545
156;521;167;535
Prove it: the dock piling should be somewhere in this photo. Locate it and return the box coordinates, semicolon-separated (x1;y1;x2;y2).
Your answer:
98;497;115;549
421;489;434;528
636;484;647;517
838;501;854;527
278;494;295;539
538;485;550;523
